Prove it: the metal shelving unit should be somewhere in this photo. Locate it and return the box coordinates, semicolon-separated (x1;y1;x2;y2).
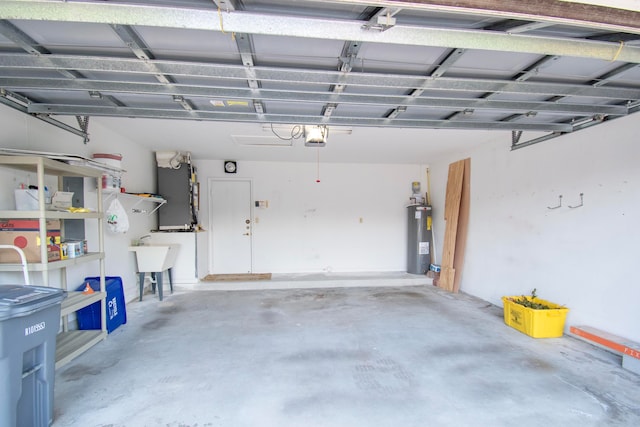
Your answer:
0;155;107;368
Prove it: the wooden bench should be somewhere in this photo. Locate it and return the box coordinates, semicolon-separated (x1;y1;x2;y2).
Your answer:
570;326;640;375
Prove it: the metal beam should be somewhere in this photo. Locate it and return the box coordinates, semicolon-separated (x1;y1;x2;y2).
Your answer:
591;63;639;87
2;1;640;63
1;77;630;116
511;132;563;150
34;113;89;141
214;1;264;116
234;33;259;89
328;0;640;34
0;20;97;139
110;24;173;85
1;54;638;100
324;7;377;120
26;103;574;132
430;48;467;79
0;20;82;79
0;19;47;55
502;56;638;124
515;55;560;82
0;89;89;140
233;32;265;117
495;21;555;34
410;47;467;100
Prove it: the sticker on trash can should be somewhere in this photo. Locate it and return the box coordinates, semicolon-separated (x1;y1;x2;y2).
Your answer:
108;296;118;320
25;321;46;336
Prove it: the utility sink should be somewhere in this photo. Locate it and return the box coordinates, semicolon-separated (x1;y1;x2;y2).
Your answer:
129;244;180;272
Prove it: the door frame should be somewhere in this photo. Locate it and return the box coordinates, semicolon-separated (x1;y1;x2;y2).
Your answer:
208;177;254;274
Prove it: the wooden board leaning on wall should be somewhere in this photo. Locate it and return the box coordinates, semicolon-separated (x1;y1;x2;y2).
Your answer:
438;158;470;293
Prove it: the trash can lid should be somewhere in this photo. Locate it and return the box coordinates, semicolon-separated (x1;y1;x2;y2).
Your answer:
0;285;66;321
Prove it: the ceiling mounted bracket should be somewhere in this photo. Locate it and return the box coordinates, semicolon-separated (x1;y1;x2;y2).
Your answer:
512;130;523;145
361;8;400;32
512;113;609;151
76;115;90;144
0;88;89;142
511;132;563;151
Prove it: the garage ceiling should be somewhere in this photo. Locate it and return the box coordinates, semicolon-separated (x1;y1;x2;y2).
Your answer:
0;0;639;150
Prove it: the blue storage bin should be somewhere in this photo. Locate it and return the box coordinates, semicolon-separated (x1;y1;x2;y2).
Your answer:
76;276;127;334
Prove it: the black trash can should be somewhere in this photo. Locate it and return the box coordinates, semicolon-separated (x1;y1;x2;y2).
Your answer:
0;285;65;427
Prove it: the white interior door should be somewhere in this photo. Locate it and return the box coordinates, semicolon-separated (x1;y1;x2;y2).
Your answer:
209;179;252;274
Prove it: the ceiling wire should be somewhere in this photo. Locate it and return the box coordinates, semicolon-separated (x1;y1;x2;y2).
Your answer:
217;5;236;41
611;41;625;61
269;123;304;140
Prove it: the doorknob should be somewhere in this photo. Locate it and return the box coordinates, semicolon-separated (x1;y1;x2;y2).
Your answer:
243;232;251;236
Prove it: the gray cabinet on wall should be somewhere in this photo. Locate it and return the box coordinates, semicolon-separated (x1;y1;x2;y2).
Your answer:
157;162;198;231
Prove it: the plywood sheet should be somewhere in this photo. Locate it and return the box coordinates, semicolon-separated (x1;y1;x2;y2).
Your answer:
439;160;465;292
444;161;465;223
452;158;471;293
439;158;471;293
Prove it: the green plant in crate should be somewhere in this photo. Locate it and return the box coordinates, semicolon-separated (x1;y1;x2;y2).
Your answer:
509;288;554;310
502;289;569;338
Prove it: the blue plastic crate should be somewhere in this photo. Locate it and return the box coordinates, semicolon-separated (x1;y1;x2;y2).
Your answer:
76;276;127;334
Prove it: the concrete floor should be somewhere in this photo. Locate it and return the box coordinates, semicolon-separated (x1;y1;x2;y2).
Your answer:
53;282;640;427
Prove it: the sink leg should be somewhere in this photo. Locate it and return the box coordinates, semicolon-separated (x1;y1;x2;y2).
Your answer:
157;272;164;301
150;272;157;294
138;272;145;301
168;268;174;294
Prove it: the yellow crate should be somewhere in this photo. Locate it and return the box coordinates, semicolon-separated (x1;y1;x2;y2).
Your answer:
502;296;569;338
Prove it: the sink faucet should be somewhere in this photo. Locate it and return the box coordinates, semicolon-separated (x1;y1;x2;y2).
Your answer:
138;234;152;245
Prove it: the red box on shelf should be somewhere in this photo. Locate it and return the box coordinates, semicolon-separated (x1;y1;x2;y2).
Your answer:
0;219;62;263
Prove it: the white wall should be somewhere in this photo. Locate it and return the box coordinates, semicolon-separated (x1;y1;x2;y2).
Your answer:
429;114;640;342
195;159;428;274
0;106;157;303
5;102;637;343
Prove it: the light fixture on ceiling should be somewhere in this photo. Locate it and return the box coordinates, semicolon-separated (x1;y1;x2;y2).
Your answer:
261;124;352;135
261;124;351;145
304;125;327;147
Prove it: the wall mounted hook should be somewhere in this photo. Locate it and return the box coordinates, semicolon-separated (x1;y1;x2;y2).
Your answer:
569;193;584;209
547;195;562;209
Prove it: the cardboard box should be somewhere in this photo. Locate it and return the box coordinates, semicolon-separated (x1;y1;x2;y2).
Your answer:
60;242;69;260
52;191;73;210
60;240;87;260
0;219;62;263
